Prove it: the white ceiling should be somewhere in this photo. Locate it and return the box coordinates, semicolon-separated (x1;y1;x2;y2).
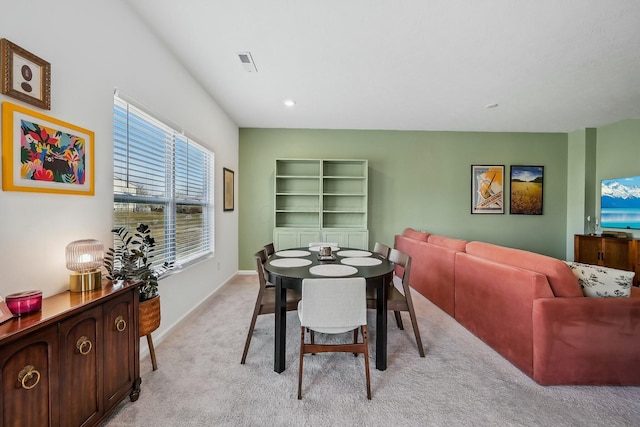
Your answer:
124;0;640;133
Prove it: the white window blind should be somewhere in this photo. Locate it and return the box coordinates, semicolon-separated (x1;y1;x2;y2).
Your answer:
113;95;214;269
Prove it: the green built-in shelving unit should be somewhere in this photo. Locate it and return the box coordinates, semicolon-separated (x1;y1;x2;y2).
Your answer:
274;159;368;249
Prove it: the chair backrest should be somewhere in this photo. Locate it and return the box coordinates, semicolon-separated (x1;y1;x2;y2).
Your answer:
373;242;391;259
264;243;275;257
300;278;366;330
389;248;411;285
255;249;268;287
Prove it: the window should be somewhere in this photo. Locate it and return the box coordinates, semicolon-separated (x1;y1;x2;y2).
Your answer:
113;95;214;269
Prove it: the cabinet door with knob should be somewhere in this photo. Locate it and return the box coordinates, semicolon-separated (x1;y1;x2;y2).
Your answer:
59;305;103;427
103;291;138;410
0;326;58;427
0;283;140;427
574;234;638;283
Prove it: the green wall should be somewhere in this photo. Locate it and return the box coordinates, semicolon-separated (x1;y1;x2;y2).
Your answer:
238;128;568;270
566;129;588;258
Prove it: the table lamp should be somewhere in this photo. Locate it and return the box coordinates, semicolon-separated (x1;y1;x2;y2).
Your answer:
65;239;104;292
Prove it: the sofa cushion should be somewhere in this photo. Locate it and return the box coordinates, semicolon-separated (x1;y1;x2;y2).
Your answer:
403;227;429;242
465;241;582;297
427;235;467;252
564;262;634;298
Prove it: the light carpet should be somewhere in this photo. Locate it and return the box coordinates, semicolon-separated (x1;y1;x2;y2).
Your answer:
104;274;640;427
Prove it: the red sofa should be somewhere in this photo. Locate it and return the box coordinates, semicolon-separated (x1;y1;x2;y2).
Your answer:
395;228;640;385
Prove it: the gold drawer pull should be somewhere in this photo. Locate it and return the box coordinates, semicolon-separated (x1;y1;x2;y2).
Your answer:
115;315;127;332
76;336;92;355
18;365;41;390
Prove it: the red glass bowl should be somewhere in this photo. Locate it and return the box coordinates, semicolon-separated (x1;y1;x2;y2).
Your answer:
5;290;42;316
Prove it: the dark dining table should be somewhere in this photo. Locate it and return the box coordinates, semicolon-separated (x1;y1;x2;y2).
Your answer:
263;247;394;373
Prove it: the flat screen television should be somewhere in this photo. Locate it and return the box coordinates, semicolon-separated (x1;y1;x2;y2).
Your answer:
601;175;640;230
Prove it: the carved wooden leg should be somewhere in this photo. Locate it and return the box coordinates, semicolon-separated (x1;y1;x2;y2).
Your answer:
129;377;142;402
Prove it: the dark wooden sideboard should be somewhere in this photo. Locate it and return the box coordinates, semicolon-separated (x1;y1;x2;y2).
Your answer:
0;281;141;427
574;234;639;285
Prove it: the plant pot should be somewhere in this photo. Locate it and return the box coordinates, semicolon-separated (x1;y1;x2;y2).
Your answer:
139;295;161;337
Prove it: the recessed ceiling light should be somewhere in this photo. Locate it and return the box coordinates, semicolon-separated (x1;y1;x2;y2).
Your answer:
485;103;499;109
283;99;296;107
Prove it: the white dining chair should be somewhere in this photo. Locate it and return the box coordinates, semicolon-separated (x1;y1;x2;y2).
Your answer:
297;277;371;399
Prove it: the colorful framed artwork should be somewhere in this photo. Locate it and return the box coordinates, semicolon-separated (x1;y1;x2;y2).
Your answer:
223;167;234;211
471;165;504;214
2;102;94;195
1;39;51;110
510;165;544;215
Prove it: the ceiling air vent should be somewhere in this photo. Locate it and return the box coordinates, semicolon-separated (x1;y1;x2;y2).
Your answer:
238;52;258;73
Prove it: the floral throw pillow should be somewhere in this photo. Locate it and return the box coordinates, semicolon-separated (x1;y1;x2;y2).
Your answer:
564;261;634;298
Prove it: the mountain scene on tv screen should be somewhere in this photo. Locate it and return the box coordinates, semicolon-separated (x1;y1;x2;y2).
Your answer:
602;178;640;208
601;176;640;229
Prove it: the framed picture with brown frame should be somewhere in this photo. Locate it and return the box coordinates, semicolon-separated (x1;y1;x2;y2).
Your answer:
1;38;51;110
223;167;234;211
471;165;504;214
510;165;544;215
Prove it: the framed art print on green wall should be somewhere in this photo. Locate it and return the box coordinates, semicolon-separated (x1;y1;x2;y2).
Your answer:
471;165;504;214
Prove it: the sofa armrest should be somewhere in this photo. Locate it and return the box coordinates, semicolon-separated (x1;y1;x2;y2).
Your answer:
532;297;640;385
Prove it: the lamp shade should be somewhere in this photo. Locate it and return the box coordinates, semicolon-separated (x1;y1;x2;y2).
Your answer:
65;239;104;272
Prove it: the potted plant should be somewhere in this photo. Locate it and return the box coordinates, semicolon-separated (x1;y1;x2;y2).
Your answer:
104;223;173;370
104;223;174;301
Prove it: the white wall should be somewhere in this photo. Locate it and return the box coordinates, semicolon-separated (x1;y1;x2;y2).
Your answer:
0;0;238;349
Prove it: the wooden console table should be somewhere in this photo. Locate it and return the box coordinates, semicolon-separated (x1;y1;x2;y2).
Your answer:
574;234;639;285
0;281;141;427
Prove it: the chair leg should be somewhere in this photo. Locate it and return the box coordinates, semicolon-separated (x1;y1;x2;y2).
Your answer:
146;334;158;371
298;327;305;399
362;325;371;400
353;328;359;357
407;308;425;357
394;311;404;329
406;299;425;357
240;309;261;364
310;329;316;355
241;290;265;364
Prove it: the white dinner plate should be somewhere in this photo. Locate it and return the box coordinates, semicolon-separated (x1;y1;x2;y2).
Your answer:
275;250;311;257
336;250;372;257
308;246;341;252
340;257;382;266
269;258;312;268
309;264;358;277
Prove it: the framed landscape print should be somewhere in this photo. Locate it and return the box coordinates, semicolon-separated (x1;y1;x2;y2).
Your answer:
2;102;94;195
1;38;51;110
510;165;544;215
223;167;234;211
471;165;504;214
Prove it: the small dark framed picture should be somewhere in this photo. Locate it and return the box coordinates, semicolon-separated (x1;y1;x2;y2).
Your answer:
223;167;234;211
510;165;544;215
1;38;51;110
